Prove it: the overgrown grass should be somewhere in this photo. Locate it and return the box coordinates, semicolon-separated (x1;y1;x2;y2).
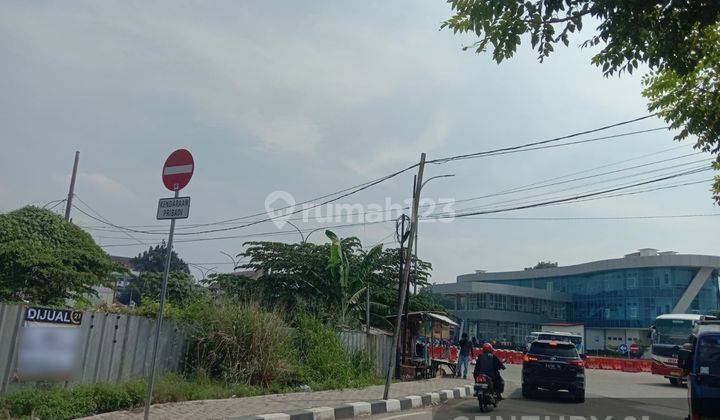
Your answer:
182;300;297;386
0;303;382;419
0;374;286;420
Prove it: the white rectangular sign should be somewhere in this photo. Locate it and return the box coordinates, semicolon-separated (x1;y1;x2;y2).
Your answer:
157;196;191;220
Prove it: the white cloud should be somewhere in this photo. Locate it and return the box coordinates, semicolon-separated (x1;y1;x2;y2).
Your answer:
76;172;134;201
242;114;323;154
347;110;455;178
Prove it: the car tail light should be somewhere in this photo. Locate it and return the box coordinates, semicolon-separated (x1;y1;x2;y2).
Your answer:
568;360;584;367
475;375;485;383
523;355;538;362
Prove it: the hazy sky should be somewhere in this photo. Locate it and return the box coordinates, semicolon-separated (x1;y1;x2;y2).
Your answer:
2;1;718;284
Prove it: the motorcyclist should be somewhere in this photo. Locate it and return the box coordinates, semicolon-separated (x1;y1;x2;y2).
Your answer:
473;343;506;399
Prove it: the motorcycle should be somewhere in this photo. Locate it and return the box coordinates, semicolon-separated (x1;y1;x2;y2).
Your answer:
473;374;500;412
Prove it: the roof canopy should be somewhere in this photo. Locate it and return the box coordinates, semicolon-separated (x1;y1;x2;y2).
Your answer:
387;311;458;327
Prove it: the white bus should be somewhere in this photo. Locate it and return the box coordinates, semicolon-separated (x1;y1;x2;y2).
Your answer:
651;313;717;385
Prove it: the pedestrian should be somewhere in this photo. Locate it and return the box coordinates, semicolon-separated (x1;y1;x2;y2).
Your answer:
457;332;473;379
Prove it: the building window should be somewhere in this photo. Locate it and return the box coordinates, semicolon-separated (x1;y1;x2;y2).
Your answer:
457;295;467;310
628;306;638;319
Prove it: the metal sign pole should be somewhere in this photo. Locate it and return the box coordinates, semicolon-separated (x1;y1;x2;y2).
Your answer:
143;189;179;420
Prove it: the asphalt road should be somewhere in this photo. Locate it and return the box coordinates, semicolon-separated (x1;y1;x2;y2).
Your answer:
376;364;689;420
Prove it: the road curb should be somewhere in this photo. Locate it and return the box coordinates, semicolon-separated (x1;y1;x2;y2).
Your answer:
228;384;474;420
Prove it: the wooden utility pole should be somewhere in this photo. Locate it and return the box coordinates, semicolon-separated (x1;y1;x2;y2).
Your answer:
384;152;425;400
64;151;80;221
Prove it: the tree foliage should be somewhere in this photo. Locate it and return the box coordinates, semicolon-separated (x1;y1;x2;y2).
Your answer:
131;242;189;274
326;230;384;327
202;235;441;328
524;261;559;270
134;270;204;307
0;206;115;305
443;1;720;199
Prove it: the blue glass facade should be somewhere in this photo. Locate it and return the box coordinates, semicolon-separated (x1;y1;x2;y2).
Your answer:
483;268;719;328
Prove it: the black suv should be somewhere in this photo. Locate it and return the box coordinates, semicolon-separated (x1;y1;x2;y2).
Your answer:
522;340;586;402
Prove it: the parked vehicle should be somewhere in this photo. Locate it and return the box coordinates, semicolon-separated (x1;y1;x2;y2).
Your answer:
522;340;586;402
473;373;500;412
677;320;720;419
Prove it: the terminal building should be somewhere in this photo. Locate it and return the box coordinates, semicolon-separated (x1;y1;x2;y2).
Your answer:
432;249;720;350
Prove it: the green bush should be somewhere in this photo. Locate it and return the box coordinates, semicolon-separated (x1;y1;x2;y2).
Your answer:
293;315;381;390
0;386;94;420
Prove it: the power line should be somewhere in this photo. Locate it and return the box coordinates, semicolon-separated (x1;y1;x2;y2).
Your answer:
427;115;659;164
84;159;706;241
449;160;711;214
452;213;720;221
171;119;661;230
495;143;690;193
76;115;663;236
97;174;709;249
41;198;66;210
99;173;709;248
73;196;152;247
72;163;418;236
542;178;712;207
79;148;704;237
45;199;66;212
96;218;396;248
430;166;711;219
448;152;705;210
187;122;666;229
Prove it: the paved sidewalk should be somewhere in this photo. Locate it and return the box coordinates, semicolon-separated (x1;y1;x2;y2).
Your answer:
80;377;473;420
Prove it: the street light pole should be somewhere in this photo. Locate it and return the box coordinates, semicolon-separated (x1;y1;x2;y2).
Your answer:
412;174;454;295
303;227;326;243
219;251;238;269
286;221;306;243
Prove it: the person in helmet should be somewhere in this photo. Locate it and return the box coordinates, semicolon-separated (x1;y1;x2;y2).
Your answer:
473;343;506;398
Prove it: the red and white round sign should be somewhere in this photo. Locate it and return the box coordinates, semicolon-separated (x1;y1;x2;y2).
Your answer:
162;149;194;191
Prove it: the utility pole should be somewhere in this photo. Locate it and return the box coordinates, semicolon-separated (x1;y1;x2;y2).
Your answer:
391;214;409;380
384;152;425;400
401;176;417;370
413;215;419;295
64;151;80;221
366;277;371;352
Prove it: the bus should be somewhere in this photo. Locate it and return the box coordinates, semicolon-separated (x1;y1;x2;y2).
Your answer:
651;313;717;385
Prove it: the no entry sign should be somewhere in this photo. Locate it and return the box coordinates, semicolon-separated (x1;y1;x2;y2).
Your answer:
162;149;194;191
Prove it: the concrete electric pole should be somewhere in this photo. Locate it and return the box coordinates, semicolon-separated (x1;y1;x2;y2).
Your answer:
384;152;425;400
64;151;80;222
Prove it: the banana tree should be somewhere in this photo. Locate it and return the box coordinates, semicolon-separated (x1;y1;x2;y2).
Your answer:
325;230;384;328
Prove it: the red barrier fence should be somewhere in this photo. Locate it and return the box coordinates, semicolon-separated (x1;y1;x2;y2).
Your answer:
466;348;653;373
428;346;653;373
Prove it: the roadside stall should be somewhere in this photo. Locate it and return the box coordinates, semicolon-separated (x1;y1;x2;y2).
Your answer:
388;311;459;379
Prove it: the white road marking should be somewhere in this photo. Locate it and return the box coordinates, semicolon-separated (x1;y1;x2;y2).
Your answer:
378;411;432;420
